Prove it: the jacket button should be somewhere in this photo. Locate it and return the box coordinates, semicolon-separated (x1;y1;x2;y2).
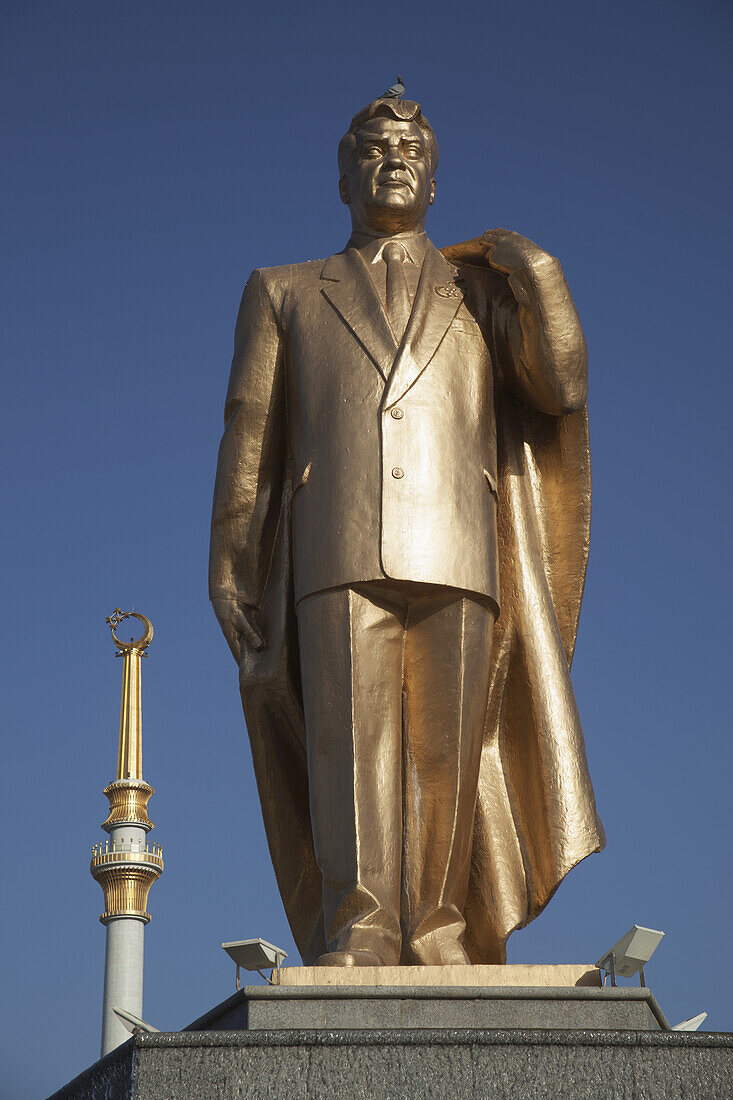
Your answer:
390;407;403;419
391;467;404;479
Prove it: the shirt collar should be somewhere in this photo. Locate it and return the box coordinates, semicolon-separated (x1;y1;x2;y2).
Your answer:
347;230;428;267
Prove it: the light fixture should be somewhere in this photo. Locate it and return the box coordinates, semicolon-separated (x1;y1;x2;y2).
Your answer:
222;938;288;988
596;925;665;987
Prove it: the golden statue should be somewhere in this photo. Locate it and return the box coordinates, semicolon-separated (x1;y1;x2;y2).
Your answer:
209;88;605;967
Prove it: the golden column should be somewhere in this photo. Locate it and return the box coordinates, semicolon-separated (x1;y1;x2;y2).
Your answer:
90;610;164;1056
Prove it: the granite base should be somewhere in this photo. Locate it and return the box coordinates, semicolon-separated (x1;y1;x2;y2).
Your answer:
49;1028;733;1100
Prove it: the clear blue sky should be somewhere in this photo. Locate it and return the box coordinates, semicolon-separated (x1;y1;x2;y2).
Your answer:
2;2;731;1095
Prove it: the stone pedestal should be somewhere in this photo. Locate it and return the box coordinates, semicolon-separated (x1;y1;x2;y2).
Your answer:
186;983;669;1032
49;1028;733;1100
48;966;733;1099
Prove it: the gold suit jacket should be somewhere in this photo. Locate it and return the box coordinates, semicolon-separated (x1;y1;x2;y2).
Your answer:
210;239;585;608
210;235;605;964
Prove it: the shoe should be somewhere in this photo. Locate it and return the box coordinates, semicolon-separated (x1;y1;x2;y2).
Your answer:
404;935;471;966
315;949;385;967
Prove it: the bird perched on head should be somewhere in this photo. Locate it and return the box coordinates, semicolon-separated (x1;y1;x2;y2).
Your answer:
382;75;405;100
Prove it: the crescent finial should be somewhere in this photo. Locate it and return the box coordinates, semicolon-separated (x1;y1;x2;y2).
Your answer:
105;608;154;652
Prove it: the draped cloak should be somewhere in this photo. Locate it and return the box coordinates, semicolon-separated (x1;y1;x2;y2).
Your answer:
236;235;606;965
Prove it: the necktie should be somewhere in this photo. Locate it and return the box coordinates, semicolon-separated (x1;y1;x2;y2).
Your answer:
382;241;412;342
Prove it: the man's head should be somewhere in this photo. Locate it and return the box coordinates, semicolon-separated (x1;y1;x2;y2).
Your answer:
338;99;438;236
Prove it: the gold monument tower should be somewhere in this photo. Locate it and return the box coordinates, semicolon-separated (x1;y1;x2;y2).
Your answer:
90;609;164;1055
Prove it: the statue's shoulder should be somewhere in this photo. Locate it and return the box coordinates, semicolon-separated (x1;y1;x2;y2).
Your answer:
251;257;327;296
241;258;325;319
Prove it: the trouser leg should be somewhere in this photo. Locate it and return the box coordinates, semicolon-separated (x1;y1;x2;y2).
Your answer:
296;585;404;963
401;592;495;964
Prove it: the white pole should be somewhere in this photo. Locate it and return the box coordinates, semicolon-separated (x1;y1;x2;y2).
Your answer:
100;915;145;1056
98;822;150;1057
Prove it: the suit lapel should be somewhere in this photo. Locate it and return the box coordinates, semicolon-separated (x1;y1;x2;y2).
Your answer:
320;250;396;383
382;242;464;409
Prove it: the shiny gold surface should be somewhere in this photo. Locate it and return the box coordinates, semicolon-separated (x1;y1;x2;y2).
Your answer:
210;92;604;965
101;778;155;831
298;583;495;964
90;845;164;924
105;609;153;782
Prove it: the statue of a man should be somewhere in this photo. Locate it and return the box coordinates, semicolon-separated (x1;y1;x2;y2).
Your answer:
210;92;605;967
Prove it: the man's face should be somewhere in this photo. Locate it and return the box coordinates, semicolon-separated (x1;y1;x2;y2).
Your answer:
341;117;435;235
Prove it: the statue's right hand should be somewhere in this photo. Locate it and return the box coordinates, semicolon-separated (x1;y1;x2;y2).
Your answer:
211;597;265;661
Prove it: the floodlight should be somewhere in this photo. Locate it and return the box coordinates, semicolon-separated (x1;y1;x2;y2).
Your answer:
113;1007;160;1035
673;1013;707;1032
596;925;665;986
222;937;288;988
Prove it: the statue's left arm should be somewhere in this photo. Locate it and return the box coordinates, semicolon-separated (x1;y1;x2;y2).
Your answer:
483;228;587;415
